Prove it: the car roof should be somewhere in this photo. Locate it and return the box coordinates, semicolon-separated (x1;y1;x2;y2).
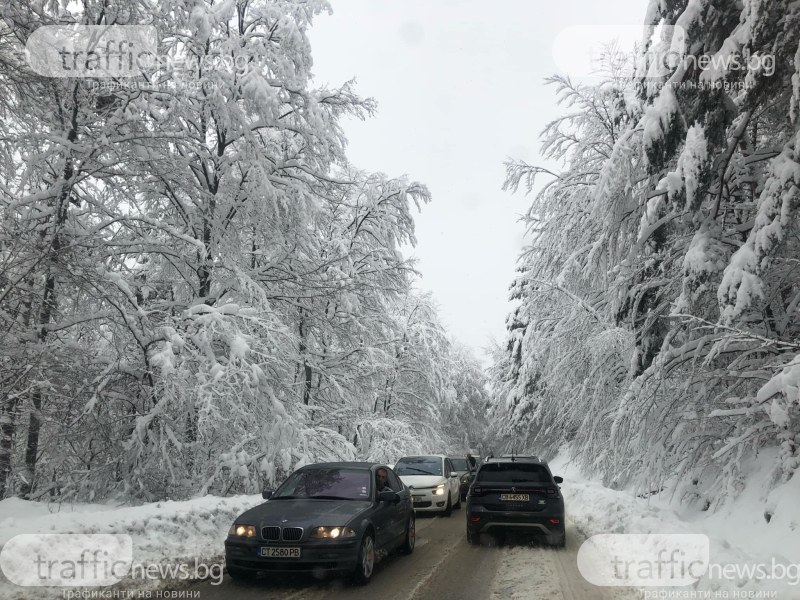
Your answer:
396;454;447;460
297;461;383;470
483;455;547;465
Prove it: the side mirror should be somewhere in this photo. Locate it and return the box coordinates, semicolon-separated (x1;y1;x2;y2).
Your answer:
553;476;563;484
378;490;400;504
450;471;458;478
262;489;274;500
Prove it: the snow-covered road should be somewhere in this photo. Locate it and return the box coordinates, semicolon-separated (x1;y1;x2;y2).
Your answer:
187;510;638;600
491;520;641;600
3;454;799;599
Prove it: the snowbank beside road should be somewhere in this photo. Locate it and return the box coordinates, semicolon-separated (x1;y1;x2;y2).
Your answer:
547;452;800;597
0;494;262;599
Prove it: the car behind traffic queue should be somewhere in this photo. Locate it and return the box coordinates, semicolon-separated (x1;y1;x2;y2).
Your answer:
225;462;415;584
448;456;476;501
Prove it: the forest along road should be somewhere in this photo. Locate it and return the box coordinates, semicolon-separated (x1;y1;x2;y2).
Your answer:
188;510;640;600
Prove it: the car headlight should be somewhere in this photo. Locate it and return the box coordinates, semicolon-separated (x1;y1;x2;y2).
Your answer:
433;484;446;496
228;524;256;538
310;526;357;539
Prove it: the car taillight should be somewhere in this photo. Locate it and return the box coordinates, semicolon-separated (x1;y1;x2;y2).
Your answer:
548;518;561;524
470;516;481;522
469;486;483;497
546;488;558;495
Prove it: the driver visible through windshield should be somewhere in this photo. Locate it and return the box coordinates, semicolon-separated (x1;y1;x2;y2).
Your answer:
394;456;443;476
271;468;371;500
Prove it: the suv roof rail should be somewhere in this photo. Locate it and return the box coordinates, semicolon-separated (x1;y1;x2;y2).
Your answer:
489;454;544;463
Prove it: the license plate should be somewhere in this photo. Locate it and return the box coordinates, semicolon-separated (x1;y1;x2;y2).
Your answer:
500;494;529;502
259;547;300;558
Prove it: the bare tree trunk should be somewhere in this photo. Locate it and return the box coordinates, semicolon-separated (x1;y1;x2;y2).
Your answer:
19;227;62;498
1;276;36;498
19;390;42;497
0;396;19;498
19;87;77;498
378;332;407;415
298;313;313;405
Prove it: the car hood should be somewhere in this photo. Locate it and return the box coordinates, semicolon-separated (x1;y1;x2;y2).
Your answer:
237;499;372;527
398;474;446;489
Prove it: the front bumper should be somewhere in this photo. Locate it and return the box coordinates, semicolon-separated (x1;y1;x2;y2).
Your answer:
225;538;359;575
409;488;449;512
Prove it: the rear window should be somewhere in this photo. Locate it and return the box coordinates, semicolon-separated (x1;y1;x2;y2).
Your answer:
476;462;551;483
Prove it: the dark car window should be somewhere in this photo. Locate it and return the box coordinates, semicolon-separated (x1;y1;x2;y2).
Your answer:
394;456;443;476
272;468;371;500
451;458;469;471
476;463;551;483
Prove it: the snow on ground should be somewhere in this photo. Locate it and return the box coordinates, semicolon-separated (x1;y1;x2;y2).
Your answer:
529;451;799;598
491;545;563;600
0;494;263;599
3;453;799;599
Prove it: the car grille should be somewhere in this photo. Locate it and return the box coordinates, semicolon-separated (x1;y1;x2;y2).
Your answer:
261;526;305;541
282;527;304;541
261;526;281;541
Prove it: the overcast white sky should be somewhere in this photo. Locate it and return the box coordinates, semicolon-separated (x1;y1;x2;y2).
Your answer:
308;0;647;361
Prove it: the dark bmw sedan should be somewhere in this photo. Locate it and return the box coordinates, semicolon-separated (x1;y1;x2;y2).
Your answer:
225;462;415;584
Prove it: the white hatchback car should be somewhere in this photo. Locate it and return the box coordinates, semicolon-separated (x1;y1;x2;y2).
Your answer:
394;455;461;516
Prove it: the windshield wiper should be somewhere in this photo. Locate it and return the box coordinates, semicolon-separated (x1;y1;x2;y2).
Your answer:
401;467;435;475
269;495;301;500
308;495;353;500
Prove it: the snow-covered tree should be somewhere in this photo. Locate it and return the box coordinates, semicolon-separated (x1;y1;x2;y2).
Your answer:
0;0;488;501
494;0;800;505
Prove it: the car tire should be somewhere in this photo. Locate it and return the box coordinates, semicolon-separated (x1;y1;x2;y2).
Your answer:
227;565;255;581
466;529;480;545
442;494;452;517
399;514;415;555
352;532;376;585
547;532;566;548
490;530;506;546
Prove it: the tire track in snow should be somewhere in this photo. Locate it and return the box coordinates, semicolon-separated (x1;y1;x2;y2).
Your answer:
490;519;642;599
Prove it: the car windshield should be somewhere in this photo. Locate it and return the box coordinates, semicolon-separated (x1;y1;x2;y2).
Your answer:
450;458;469;471
271;468;371;500
476;463;550;483
394;457;443;476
